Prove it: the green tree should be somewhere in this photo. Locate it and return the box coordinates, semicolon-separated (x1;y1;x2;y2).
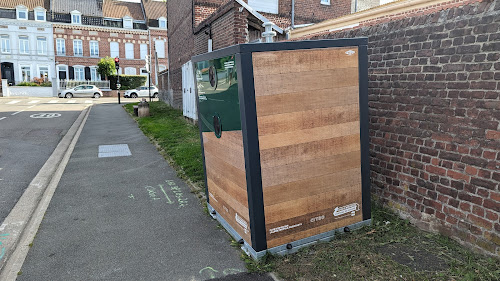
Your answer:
97;56;116;80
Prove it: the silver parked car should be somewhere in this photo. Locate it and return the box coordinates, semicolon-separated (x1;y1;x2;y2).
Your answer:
123;86;159;98
59;85;103;98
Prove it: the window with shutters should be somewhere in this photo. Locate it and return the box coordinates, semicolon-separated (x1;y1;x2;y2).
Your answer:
90;41;99;57
140;44;147;59
37;37;47;55
73;39;83;56
56;38;65;55
19;36;29;54
90;67;100;81
125;43;134;59
110;42;119;58
248;0;278;14
74;66;84;80
155;40;165;58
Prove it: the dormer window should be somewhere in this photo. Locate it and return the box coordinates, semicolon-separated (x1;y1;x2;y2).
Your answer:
123;16;133;29
159;17;167;29
34;7;46;21
71;10;82;24
16;5;28;20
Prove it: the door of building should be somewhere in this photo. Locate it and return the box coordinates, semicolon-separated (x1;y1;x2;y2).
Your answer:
1;62;15;85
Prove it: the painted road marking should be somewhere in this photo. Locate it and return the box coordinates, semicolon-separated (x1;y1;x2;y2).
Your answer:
30;113;61;119
67;100;76;103
85;100;93;104
6;100;20;104
28;100;40;104
48;100;59;104
0;117;6;121
11;110;23;115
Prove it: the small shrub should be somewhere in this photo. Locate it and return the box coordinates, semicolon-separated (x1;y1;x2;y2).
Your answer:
16;82;39;87
109;75;147;90
40;81;52;87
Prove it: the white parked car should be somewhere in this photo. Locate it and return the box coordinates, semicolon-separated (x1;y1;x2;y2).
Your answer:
124;86;159;98
59;85;103;98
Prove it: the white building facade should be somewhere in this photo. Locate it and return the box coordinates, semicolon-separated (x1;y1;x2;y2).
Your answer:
0;5;55;85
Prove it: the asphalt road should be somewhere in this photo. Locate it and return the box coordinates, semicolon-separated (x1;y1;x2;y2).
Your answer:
0;97;127;226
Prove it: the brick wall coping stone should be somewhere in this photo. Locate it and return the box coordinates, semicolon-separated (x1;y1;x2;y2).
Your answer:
291;0;480;39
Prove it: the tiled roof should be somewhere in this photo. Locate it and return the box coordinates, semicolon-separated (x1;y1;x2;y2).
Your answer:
143;0;167;20
103;0;144;20
51;0;103;17
0;0;49;10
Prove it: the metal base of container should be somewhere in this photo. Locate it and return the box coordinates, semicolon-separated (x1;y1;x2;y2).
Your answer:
208;203;372;260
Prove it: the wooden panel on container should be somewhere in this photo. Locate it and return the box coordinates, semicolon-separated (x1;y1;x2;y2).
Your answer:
255;86;359;117
252;47;363;248
202;131;251;244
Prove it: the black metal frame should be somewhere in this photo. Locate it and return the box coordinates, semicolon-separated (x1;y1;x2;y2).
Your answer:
192;38;371;253
236;52;267;251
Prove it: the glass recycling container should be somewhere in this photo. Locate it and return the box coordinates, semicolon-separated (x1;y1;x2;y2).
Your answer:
193;39;371;259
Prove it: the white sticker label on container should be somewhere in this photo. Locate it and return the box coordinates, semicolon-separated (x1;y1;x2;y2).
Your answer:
333;203;360;219
345;50;356;56
235;213;249;234
269;223;303;234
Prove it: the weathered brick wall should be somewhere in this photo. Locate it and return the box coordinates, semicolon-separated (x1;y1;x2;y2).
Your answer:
194;2;248;55
309;0;499;256
166;0;195;108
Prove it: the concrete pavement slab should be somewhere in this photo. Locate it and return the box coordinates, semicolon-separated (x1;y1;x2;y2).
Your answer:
18;104;247;280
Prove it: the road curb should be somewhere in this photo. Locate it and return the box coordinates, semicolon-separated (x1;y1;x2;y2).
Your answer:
0;106;92;279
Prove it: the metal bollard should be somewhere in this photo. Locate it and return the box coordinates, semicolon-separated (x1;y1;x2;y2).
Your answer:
138;99;150;117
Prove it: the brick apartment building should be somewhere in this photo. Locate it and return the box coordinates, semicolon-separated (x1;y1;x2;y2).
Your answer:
165;0;349;109
51;0;167;89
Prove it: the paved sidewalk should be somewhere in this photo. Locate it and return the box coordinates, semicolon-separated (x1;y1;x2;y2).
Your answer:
17;104;272;280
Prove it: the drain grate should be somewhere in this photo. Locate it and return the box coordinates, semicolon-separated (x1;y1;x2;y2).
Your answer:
98;144;132;158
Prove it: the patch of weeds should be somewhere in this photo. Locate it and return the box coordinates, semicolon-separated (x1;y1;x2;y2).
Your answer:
17;271;22;275
243;252;276;273
264;201;499;281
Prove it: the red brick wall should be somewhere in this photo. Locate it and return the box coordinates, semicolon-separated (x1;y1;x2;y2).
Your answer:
309;0;499;256
53;25;167;84
166;0;195;108
194;2;249;55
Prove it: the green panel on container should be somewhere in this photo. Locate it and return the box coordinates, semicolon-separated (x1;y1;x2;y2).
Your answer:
196;55;241;135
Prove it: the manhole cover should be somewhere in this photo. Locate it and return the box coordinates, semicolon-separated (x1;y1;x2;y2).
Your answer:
98;144;131;158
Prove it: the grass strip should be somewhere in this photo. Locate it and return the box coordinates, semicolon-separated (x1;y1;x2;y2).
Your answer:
124;102;499;281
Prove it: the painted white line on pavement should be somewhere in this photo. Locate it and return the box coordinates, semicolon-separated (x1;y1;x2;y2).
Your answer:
0;117;6;121
6;100;20;104
85;100;93;103
11;110;23;115
27;105;36;108
28;100;40;104
48;100;59;103
67;100;76;103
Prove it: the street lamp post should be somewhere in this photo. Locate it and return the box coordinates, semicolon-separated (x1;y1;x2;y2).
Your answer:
115;57;120;104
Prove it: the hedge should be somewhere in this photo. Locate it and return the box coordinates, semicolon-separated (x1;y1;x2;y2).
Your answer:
109;75;147;90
